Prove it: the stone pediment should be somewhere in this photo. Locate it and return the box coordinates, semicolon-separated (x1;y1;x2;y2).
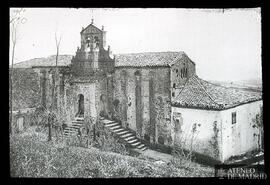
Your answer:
81;24;102;34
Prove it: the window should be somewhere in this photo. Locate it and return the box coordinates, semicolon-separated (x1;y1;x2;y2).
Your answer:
232;112;236;124
172;92;175;97
173;83;176;88
176;69;178;73
180;69;183;78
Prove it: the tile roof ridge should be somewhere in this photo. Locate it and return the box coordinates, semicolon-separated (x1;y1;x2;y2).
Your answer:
175;74;195;100
193;76;221;107
115;51;183;55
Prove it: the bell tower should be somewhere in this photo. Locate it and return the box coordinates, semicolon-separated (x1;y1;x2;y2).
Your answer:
71;19;114;76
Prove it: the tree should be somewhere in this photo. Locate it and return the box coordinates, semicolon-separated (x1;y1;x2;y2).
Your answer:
9;8;26;135
47;31;62;141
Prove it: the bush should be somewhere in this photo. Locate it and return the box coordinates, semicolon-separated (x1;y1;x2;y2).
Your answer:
95;125;128;156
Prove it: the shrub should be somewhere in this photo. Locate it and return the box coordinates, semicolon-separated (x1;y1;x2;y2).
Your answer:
94;122;128;156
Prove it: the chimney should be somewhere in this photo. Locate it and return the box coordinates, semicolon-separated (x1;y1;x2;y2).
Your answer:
102;25;104;31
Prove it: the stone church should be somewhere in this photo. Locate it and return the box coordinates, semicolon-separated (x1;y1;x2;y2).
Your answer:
11;20;263;163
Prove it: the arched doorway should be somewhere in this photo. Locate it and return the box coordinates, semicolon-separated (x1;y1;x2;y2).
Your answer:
76;94;84;117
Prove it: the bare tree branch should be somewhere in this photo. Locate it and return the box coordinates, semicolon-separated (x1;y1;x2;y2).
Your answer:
9;8;26;135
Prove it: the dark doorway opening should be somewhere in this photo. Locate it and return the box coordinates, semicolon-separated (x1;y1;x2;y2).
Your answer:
76;94;84;117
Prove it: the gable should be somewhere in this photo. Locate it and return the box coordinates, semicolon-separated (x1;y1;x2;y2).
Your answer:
81;24;102;34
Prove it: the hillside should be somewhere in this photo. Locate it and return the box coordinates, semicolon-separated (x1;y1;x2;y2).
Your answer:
10;127;214;178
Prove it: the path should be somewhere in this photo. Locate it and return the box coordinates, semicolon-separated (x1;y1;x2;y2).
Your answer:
133;148;173;164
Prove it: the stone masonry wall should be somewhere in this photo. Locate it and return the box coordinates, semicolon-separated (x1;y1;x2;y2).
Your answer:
171;55;196;101
10;68;40;110
114;67;172;145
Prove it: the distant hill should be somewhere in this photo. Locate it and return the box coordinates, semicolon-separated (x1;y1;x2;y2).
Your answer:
11;55;73;68
209;78;262;92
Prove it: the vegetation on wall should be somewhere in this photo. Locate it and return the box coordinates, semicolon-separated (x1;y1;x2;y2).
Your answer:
208;121;220;159
171;123;200;169
154;96;171;144
252;107;263;150
10;69;40;110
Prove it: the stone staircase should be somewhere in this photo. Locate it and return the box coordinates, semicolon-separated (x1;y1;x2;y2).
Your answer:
63;117;84;138
100;117;148;151
63;116;148;151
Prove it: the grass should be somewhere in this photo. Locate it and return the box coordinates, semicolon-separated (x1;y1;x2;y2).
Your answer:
10;126;214;178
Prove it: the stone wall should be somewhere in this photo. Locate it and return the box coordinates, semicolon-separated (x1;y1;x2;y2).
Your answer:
64;82;96;123
220;100;263;162
63;72;114;124
10;68;40;110
172;100;263;162
171;55;196;101
171;106;222;161
114;67;172;145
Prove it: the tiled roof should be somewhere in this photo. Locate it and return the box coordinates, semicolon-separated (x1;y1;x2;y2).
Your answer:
12;55;73;68
172;75;262;110
115;51;186;67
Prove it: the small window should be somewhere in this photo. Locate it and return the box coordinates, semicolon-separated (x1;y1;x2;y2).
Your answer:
232;112;236;124
172;92;175;97
173;83;176;88
176;69;178;73
180;69;183;78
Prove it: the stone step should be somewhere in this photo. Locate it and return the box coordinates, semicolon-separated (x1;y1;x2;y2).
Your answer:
124;136;135;141
104;122;119;127
110;125;121;130
71;120;84;124
67;123;83;127
64;132;78;136
127;139;138;144
64;126;79;131
71;123;84;127
131;142;141;146
70;121;83;124
75;117;84;121
65;128;79;132
64;130;78;134
102;120;115;124
137;144;145;149
141;147;148;151
120;133;133;138
117;131;129;135
66;125;80;129
114;128;125;132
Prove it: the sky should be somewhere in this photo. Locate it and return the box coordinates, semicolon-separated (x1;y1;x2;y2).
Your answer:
9;8;261;82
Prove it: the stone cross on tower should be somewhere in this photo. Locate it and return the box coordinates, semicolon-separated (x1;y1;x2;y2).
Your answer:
91;9;94;25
